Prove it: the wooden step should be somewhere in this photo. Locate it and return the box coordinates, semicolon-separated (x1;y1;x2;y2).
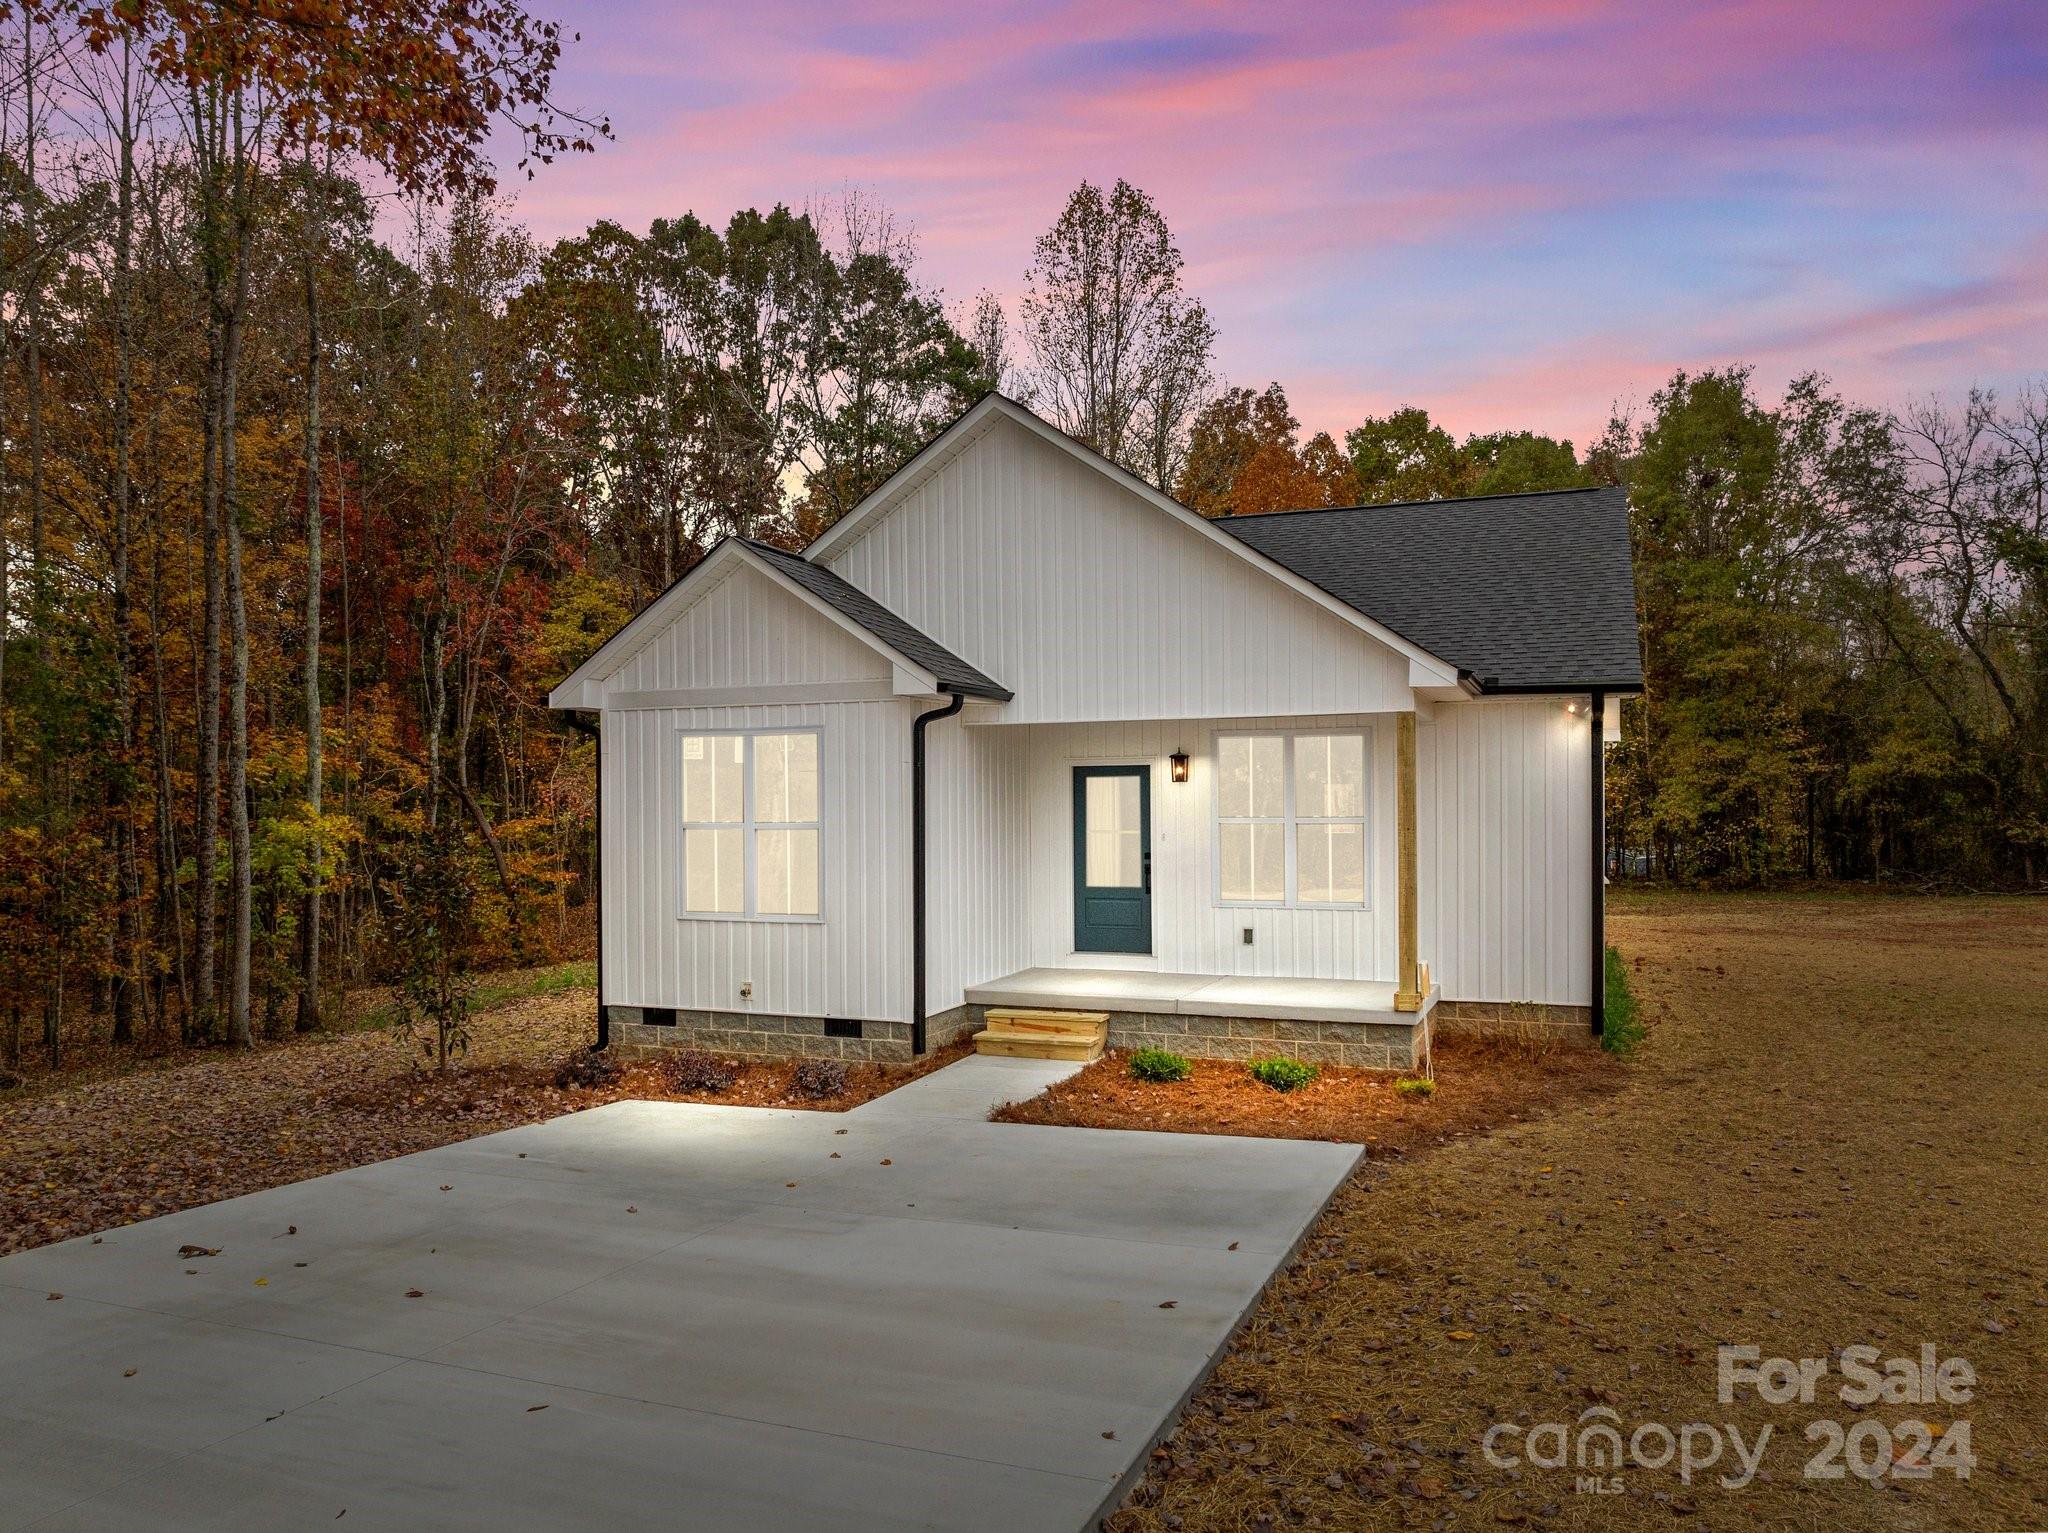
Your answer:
974;1008;1108;1062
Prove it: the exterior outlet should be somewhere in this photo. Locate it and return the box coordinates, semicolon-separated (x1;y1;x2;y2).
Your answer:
1242;927;1255;946
739;981;753;1001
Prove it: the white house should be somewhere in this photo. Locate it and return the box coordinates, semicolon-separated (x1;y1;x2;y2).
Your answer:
549;394;1642;1071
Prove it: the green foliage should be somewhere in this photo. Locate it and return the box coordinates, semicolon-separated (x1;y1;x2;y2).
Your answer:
1127;1046;1193;1082
1345;406;1588;504
1602;947;1644;1056
472;961;598;1011
387;823;480;1073
1394;1076;1436;1098
1248;1056;1319;1092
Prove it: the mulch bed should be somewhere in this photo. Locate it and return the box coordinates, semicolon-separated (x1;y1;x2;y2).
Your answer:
992;1037;1620;1155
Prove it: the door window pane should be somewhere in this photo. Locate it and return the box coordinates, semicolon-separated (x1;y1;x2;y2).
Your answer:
1297;822;1365;904
1085;775;1143;888
1296;734;1365;818
682;735;743;822
756;828;820;916
683;827;744;912
1219;821;1285;902
753;733;818;823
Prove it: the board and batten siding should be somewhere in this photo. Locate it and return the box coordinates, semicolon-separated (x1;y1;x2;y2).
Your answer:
820;417;1413;723
987;715;1400;985
609;561;891;693
922;718;1033;1016
1417;697;1593;1008
602;699;914;1023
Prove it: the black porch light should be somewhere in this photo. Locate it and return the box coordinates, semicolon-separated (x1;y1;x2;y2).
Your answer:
1169;749;1191;783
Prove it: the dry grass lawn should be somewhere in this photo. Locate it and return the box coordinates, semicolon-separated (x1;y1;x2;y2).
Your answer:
1108;892;2048;1532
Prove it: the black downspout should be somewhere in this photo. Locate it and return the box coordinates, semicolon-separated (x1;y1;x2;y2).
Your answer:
567;711;608;1051
911;690;965;1056
1589;689;1606;1042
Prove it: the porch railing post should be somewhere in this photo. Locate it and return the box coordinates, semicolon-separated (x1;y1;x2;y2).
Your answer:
1394;709;1422;1012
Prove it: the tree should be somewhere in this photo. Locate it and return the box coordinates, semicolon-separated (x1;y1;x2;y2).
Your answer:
1019;178;1214;485
1176;382;1358;517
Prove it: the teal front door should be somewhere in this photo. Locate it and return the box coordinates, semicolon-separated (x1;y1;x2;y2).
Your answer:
1073;765;1151;954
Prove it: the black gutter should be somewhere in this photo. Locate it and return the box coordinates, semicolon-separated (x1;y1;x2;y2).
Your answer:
1589;690;1606;1042
910;689;966;1056
566;711;608;1051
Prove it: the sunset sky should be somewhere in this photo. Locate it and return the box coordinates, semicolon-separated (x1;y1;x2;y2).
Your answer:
509;0;2047;449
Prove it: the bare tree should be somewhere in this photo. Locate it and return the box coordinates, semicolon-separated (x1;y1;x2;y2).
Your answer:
1018;178;1215;486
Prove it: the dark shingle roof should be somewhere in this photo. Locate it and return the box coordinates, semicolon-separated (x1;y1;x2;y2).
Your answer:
1216;487;1643;693
745;541;1012;701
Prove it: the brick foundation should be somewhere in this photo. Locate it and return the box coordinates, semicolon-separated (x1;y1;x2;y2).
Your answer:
959;1004;1430;1071
607;1006;916;1063
1430;999;1597;1046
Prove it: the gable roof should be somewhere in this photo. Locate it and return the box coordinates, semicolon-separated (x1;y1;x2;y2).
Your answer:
1216;487;1643;693
804;392;1465;689
547;537;1010;709
741;541;1011;700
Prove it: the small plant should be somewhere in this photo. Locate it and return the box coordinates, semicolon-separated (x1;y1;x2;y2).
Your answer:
554;1049;621;1090
792;1057;848;1099
1394;1075;1436;1098
1248;1056;1319;1092
1127;1047;1193;1082
1601;945;1644;1055
387;822;480;1074
663;1049;737;1093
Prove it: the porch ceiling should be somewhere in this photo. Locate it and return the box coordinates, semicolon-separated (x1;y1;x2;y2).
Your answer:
964;968;1435;1027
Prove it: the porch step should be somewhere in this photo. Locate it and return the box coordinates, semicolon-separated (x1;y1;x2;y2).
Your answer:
973;1008;1109;1063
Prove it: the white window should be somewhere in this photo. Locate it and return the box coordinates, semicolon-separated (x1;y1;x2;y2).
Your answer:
680;730;821;920
1215;731;1368;908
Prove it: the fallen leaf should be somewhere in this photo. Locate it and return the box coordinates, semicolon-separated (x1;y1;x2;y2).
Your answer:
254;1278;268;1287
405;1289;424;1298
1159;1300;1179;1309
1227;1241;1239;1251
626;1205;638;1214
786;1183;797;1188
178;1245;220;1259
1448;1329;1476;1341
879;1159;892;1166
1101;1430;1117;1440
45;1292;61;1301
123;1368;137;1377
526;1404;549;1413
439;1185;452;1192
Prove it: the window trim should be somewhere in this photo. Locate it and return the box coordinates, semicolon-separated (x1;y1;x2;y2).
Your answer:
676;726;825;924
1211;728;1372;911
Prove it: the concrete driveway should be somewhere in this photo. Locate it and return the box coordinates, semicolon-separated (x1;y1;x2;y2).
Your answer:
0;1057;1358;1531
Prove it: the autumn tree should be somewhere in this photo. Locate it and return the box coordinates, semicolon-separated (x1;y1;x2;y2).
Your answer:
1177;382;1357;517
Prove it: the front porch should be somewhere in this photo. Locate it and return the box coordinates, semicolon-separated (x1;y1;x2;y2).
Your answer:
963;967;1437;1070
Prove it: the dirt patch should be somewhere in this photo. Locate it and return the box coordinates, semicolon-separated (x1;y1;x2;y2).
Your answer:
993;1038;1618;1154
0;992;966;1258
1108;893;2048;1532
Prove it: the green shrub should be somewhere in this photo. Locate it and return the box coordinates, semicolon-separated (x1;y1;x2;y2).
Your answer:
553;1049;621;1090
1394;1076;1435;1098
1601;945;1644;1055
1248;1056;1319;1092
1127;1047;1193;1083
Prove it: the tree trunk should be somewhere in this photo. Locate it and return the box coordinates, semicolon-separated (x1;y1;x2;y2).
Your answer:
109;38;142;1044
224;130;255;1051
297;141;325;1032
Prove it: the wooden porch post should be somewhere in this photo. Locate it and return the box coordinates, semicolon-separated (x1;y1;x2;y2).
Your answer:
1394;709;1422;1012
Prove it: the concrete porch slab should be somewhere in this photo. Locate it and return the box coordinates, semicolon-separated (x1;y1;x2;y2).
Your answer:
966;966;1432;1026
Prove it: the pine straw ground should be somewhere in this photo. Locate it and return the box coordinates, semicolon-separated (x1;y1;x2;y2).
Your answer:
1101;892;2048;1533
0;975;964;1257
994;1038;1618;1151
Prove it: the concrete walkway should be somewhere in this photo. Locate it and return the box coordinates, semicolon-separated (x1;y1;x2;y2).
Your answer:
0;1060;1358;1532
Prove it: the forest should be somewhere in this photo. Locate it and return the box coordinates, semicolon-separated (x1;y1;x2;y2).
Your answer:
0;2;2041;1076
